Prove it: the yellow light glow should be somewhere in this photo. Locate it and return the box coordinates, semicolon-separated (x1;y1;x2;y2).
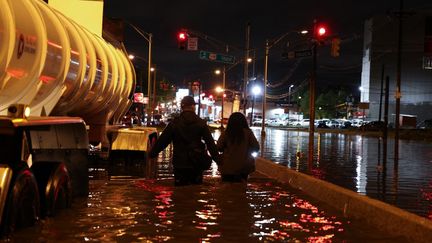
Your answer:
24;107;31;118
48;0;104;37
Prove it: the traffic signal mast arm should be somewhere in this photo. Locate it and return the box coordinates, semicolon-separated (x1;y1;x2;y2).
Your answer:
178;28;241;52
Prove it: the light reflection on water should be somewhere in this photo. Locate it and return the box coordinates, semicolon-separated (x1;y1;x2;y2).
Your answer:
13;176;395;242
10;140;407;242
243;128;432;219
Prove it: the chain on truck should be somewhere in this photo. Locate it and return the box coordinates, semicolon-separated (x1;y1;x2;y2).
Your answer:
0;0;157;235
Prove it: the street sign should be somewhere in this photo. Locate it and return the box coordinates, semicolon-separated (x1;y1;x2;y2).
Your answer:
199;50;235;64
187;37;198;51
282;49;313;60
294;49;312;58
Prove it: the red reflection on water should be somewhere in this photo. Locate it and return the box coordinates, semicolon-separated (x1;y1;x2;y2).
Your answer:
294;198;319;214
420;181;432;219
270;230;290;241
269;191;283;202
320;225;335;231
307;234;335;242
310;168;326;180
134;179;174;222
279;220;304;230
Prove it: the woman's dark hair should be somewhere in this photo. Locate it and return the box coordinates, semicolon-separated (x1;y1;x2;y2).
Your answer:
225;112;249;144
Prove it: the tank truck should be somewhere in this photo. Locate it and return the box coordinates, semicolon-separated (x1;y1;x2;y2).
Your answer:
0;0;157;234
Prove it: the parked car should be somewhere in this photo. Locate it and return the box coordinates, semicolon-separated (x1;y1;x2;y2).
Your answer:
327;120;341;128
359;120;386;131
417;119;432;129
317;120;329;128
252;118;269;126
295;119;310;127
340;121;352;129
269;119;288;127
350;119;364;127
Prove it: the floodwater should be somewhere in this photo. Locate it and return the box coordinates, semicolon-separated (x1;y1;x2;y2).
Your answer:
236;127;432;220
9;148;406;242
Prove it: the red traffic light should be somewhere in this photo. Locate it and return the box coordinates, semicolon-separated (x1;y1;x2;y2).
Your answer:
177;31;188;50
178;32;187;41
317;26;326;36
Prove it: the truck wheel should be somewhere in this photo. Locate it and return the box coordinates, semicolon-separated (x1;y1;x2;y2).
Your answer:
32;162;72;217
2;165;40;234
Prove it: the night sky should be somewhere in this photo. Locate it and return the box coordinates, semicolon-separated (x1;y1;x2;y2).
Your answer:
103;0;432;97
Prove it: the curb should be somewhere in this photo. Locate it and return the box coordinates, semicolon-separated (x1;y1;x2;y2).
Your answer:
256;157;432;242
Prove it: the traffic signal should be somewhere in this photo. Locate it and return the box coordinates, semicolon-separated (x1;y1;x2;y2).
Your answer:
317;26;326;37
315;25;327;39
331;37;341;57
314;24;329;46
177;31;188;50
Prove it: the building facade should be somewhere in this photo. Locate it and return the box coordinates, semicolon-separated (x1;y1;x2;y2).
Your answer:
360;12;432;124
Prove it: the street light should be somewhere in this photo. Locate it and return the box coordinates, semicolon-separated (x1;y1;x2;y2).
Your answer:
128;54;148;124
216;85;241;126
151;66;157;120
288;84;294;122
215;68;226;129
128;23;153;126
250;85;261;125
262;30;308;136
288;84;294;104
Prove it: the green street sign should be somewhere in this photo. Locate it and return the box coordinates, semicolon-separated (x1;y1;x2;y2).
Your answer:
199;50;235;64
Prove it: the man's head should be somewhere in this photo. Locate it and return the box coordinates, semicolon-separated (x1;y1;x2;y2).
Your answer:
181;96;196;111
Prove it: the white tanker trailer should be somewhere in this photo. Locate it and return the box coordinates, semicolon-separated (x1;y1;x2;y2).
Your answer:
0;0;157;235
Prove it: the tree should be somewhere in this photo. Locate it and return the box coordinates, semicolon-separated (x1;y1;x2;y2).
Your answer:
297;86;351;119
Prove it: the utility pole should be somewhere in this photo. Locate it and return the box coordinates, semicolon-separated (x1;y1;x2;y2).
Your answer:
147;33;153;126
198;81;201;117
383;76;390;169
394;0;403;163
379;64;385;122
221;65;226;129
243;23;251;113
308;20;319;165
262;39;269;137
261;30;307;136
308;41;317;165
127;23;152;126
152;65;157;116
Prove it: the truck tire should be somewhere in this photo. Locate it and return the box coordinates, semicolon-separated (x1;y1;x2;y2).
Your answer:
32;162;72;217
1;163;40;235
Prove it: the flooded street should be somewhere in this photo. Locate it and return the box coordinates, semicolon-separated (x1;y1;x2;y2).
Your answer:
9;148;406;242
244;128;432;219
6;128;431;241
